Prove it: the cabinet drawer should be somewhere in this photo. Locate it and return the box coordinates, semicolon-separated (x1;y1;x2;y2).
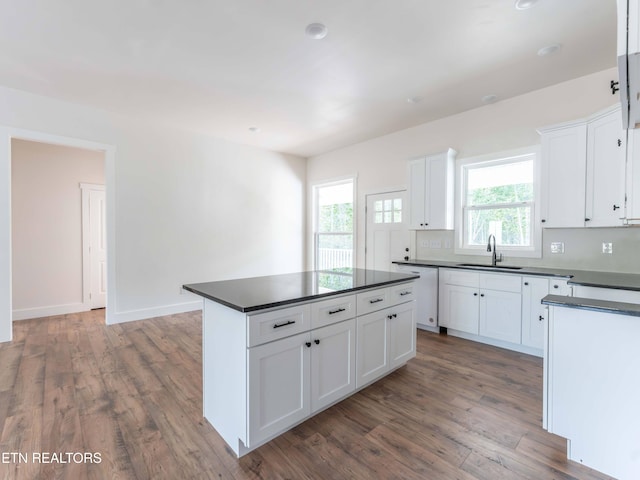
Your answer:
387;282;416;305
310;294;356;329
248;304;310;347
480;272;521;293
441;268;479;287
357;287;390;316
550;279;572;296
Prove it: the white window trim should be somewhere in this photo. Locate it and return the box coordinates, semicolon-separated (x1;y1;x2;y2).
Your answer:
310;175;357;270
454;146;542;259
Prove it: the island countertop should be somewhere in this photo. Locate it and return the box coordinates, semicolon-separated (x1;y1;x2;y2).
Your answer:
183;268;419;313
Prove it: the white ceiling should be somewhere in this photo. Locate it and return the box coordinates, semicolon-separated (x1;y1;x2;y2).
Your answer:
0;0;617;157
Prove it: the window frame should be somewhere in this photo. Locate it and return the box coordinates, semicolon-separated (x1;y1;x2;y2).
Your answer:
454;146;542;259
311;176;356;271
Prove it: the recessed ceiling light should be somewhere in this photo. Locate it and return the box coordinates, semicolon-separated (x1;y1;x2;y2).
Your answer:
406;96;423;104
305;23;328;40
514;0;538;10
481;94;498;104
537;43;562;56
248;127;261;133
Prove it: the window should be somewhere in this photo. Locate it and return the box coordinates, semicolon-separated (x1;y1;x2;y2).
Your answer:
313;179;354;270
373;197;402;224
457;148;541;257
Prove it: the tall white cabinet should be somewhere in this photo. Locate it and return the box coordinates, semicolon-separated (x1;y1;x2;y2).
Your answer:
408;149;456;230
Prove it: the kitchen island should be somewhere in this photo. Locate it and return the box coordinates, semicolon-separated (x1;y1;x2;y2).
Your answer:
183;268;418;457
542;294;640;480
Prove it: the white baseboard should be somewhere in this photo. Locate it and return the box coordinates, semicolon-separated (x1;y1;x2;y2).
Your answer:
107;300;202;325
13;302;90;321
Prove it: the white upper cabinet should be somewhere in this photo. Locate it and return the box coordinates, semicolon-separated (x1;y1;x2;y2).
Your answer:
539;121;587;228
585;109;627;227
408;149;456;230
539;105;627;228
617;0;640;128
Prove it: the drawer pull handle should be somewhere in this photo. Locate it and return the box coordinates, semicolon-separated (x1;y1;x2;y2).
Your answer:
305;342;312;348
399;291;412;296
387;314;398;319
273;320;296;329
328;307;346;315
314;339;320;345
539;315;544;322
369;298;384;304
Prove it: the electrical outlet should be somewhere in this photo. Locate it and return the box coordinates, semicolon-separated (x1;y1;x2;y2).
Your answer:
550;242;565;254
602;242;613;254
420;240;429;247
430;240;442;249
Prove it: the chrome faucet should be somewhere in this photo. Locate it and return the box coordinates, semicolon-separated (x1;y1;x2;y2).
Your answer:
487;234;503;266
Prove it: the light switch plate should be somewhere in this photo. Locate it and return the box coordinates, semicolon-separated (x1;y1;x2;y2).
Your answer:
602;242;613;254
430;240;442;249
550;242;565;254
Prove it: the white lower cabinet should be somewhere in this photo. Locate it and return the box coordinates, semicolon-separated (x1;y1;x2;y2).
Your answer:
479;288;521;344
356;300;416;388
439;284;479;334
248;331;311;446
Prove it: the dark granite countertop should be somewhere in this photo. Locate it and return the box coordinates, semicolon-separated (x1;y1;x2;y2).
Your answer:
542;294;640;317
183;268;419;313
393;260;640;291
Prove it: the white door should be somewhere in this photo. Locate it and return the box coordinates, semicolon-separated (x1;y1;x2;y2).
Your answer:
439;284;479;334
388;301;416;369
522;276;549;349
365;191;409;272
479;289;522;344
356;310;389;388
89;188;106;309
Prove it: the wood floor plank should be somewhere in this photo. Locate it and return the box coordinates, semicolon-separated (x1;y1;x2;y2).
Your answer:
0;311;616;480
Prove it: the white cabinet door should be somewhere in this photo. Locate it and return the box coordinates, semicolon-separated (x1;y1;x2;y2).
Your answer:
408;158;427;229
248;332;310;446
310;319;356;413
356;309;389;388
388;301;416;369
439;284;479;334
426;151;455;230
539;122;588;228
586;109;626;227
479;289;522;344
521;276;549;349
407;149;455;230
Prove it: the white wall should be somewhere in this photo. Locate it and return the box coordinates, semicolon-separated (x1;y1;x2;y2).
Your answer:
11;139;105;319
0;85;306;342
307;67;640;273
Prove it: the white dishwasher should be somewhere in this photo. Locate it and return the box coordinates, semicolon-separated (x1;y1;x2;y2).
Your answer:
395;264;439;332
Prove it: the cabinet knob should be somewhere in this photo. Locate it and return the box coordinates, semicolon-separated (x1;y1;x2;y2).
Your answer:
618;138;622;147
553;284;559;289
539;315;544;322
524;282;529;286
405;247;410;252
541;219;546;223
404;256;409;261
585;218;591;222
314;339;320;345
305;342;311;348
480;293;485;297
473;292;478;296
613;204;620;211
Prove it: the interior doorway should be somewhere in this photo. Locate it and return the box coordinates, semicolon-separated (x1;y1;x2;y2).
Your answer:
365;190;410;271
11;139;106;320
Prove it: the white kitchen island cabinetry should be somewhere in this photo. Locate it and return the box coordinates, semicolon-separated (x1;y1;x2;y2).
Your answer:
183;269;418;457
543;295;640;480
395;264;438;331
408;149;456;230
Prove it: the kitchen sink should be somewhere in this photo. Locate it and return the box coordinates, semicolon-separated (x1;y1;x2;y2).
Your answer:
457;263;523;270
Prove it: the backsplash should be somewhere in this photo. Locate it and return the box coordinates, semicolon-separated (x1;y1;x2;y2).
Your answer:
413;227;640;273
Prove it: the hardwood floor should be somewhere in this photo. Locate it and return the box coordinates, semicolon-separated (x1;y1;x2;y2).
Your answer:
0;310;614;480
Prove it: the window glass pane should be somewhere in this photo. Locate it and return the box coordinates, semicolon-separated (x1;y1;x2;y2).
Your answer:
384;211;392;223
393;211;402;223
466;206;531;246
375;212;383;223
374;200;383;212
316;234;353;269
467;160;533;206
393;198;402;210
384;199;392;210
